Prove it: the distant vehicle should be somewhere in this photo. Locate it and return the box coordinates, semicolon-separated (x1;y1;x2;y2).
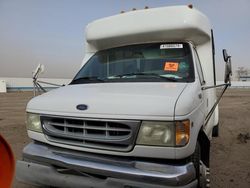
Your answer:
17;5;231;188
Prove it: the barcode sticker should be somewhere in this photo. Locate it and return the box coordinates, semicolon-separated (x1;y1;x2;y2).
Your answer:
160;44;183;49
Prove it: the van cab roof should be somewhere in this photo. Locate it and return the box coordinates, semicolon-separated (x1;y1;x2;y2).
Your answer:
85;5;211;51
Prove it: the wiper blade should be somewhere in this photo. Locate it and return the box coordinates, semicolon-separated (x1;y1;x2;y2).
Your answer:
71;76;106;84
112;72;177;82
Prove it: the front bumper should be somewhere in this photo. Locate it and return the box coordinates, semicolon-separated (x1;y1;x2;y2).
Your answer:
16;142;197;188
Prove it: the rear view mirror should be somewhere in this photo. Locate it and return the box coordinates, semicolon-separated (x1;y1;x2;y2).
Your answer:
33;64;45;79
223;49;232;83
223;49;230;62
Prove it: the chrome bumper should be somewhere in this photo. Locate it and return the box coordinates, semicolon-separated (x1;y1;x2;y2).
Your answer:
16;142;197;188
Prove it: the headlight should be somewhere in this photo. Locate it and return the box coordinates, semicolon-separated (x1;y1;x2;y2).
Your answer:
26;113;42;133
136;120;190;147
136;121;175;146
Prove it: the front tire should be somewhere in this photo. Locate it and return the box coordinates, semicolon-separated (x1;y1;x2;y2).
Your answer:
191;142;210;188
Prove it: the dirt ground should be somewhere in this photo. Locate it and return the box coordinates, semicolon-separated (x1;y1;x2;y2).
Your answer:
0;89;250;188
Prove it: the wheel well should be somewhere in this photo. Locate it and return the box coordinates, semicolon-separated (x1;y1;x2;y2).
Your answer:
198;130;210;167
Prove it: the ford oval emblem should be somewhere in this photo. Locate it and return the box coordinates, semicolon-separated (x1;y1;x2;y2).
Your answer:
76;104;88;111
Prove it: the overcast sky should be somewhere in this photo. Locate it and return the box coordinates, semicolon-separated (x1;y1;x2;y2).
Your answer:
0;0;249;80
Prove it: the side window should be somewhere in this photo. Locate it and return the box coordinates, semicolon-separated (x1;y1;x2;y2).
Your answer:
193;49;205;85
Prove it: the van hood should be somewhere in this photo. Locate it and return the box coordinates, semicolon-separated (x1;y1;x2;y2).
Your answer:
27;83;187;120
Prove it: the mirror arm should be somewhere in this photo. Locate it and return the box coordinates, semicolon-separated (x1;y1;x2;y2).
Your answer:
202;83;230;90
37;80;64;87
204;83;229;126
203;49;232;126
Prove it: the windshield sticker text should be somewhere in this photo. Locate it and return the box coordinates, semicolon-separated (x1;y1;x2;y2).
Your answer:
160;44;183;49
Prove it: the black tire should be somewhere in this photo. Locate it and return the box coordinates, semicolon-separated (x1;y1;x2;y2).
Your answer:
190;142;201;187
212;124;219;137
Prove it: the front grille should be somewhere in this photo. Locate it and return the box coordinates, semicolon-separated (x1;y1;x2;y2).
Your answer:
41;116;140;152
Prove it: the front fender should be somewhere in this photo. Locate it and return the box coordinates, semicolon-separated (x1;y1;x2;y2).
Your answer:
174;80;206;159
174;102;205;159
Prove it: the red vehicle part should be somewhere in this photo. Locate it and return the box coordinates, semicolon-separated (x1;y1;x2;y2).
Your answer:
0;134;15;188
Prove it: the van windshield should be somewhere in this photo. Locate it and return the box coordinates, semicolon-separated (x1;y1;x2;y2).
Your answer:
71;42;194;84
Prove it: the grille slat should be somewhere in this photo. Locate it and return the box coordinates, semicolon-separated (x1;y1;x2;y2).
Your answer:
48;123;131;132
48;122;83;128
41;116;140;152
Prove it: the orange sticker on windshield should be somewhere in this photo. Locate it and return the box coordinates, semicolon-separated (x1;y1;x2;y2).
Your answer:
164;62;179;71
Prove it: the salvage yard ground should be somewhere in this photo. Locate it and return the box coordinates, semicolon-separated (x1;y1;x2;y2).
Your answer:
0;89;249;188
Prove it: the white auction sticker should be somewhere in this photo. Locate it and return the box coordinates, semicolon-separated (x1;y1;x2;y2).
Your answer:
160;44;183;49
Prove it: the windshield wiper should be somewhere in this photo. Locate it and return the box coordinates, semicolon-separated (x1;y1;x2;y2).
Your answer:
71;76;106;84
112;72;177;82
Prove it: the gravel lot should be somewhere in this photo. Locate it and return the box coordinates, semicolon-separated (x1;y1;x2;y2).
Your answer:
0;89;249;188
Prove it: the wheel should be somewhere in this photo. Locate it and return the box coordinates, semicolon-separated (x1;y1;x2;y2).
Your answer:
190;142;201;186
190;142;210;188
212;124;219;137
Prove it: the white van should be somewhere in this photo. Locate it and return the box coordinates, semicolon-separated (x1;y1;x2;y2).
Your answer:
17;5;231;188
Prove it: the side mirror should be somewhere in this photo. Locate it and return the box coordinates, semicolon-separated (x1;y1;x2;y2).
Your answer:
223;49;232;83
223;49;230;62
32;64;45;79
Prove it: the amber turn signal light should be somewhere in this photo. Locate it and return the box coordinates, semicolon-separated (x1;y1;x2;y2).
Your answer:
176;120;190;146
